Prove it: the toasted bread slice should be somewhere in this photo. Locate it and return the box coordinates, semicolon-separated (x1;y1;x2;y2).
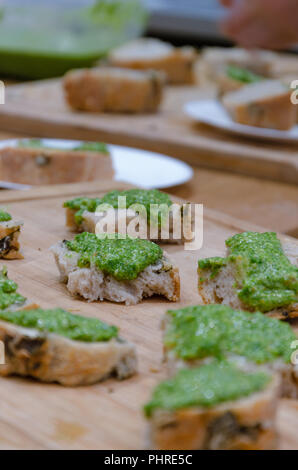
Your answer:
109;38;197;84
198;234;298;320
197;47;276;86
0;218;23;259
222;80;296;130
51;241;180;306
0;310;136;386
145;363;280;450
0;145;113;185
64;205;193;245
163;305;298;399
64;66;164;113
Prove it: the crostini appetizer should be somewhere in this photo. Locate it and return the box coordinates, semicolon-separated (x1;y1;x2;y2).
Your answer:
64;189;193;244
108;38;197;85
222;80;296;130
198;232;298;319
0;266;37;311
64;66;165;113
0;139;113;185
0;210;23;259
144;360;279;450
0;307;136;386
163;304;298;398
52;233;180;305
217;65;263;97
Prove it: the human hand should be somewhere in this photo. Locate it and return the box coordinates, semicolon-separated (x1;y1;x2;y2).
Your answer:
219;0;298;50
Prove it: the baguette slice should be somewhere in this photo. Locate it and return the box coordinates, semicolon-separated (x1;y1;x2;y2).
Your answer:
0;145;113;185
222;80;296;130
198;47;276;86
198;233;298;320
145;363;280;450
163;305;298;399
108;38;197;84
0;218;23;259
65;205;193;245
51;241;180;306
0;309;136;386
0;266;38;311
64;66;164;113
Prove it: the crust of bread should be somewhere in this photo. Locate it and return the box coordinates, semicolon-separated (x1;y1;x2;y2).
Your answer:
65;204;194;245
64;67;164;113
147;374;280;450
51;242;180;305
0;147;114;185
0;219;23;260
0;320;137;386
109;41;197;85
198;238;298;320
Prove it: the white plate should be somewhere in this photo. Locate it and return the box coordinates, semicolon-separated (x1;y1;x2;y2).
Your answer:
184;99;298;143
0;139;193;190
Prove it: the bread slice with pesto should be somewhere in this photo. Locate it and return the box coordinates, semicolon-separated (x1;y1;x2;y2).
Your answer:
163;305;298;399
222;80;296;130
0;210;23;260
64;66;164;113
144;360;280;450
0;308;136;386
198;232;298;320
217;65;263;97
51;233;180;306
64;189;193;245
0;139;113;185
108;38;197;85
0;266;38;312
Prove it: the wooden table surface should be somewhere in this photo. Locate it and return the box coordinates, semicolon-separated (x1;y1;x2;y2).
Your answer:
0;129;297;237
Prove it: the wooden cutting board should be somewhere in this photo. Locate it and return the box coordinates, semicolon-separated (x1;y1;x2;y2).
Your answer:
1;79;298;185
0;179;296;450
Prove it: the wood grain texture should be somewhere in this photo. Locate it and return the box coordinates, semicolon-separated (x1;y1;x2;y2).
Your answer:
0;182;296;450
1;79;298;184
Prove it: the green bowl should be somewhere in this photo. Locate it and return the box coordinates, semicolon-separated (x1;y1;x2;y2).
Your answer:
0;1;148;79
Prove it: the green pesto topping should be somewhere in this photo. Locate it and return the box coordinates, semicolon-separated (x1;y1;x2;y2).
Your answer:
0;308;118;342
63;189;172;226
198;232;298;312
226;65;262;84
0;209;12;222
165;304;296;364
18;140;108;154
72;142;109;154
0;267;26;310
144;360;270;416
65;232;163;281
64;197;102;225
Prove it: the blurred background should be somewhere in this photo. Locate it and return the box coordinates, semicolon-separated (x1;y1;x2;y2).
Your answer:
0;0;232;79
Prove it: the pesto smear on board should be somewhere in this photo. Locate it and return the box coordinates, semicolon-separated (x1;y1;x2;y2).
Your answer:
0;308;118;342
0;267;26;310
198;232;298;312
165;305;296;364
0;210;12;222
144;360;270;416
65;232;163;281
64;189;173;226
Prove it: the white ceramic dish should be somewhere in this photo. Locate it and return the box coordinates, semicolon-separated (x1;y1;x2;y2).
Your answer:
184;99;298;143
0;138;193;190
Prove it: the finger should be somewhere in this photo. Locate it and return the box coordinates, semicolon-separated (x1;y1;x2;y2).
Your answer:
219;0;234;6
